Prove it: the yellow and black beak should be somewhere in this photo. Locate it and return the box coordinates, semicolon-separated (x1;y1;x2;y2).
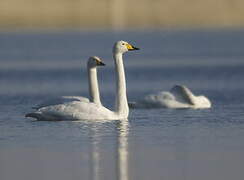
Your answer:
97;60;106;66
126;43;140;51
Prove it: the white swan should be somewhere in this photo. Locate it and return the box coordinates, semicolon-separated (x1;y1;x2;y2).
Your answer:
129;85;211;109
33;56;105;109
26;40;139;121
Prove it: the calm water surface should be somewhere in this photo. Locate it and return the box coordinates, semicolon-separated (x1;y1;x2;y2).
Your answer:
0;30;244;180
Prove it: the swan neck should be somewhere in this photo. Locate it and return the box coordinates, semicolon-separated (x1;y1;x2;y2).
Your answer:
113;52;129;117
88;67;101;106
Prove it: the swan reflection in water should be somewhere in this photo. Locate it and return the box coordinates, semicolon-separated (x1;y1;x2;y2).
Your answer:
116;119;129;180
89;119;129;180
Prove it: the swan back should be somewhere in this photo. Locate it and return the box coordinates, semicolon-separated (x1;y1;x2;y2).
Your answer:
33;96;89;110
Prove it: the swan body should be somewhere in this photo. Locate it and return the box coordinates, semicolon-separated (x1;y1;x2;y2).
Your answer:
129;85;211;109
26;41;139;121
27;101;122;121
33;56;105;109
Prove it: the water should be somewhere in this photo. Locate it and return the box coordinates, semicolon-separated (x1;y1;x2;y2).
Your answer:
0;29;244;180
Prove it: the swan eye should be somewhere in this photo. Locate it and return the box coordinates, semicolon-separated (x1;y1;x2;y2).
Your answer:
122;43;125;45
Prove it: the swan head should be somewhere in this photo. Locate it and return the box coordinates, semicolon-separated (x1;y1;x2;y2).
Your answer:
87;56;106;68
113;40;139;54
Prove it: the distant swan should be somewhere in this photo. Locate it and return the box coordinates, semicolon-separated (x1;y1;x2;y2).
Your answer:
129;85;211;109
26;40;139;121
33;56;105;109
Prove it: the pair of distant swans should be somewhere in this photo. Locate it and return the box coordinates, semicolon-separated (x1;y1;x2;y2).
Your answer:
26;40;211;121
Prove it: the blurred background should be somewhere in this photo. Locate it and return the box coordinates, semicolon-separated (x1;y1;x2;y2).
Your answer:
1;0;244;30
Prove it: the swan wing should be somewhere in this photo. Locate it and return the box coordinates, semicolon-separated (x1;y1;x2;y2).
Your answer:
62;96;89;102
33;96;89;109
170;85;196;105
27;101;114;121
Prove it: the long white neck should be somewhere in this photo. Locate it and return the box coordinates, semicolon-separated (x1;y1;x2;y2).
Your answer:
113;52;129;117
88;66;101;106
182;86;196;105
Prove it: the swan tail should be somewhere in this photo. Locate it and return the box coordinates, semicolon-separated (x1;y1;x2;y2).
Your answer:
25;112;42;120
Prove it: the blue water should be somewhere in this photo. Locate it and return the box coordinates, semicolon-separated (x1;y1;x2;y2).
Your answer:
0;29;244;180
